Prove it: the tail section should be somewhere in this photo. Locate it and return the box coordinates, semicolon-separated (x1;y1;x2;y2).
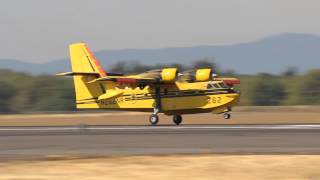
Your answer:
69;43;107;77
69;43;106;108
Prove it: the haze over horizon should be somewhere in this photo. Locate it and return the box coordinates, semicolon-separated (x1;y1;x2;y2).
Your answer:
1;0;320;62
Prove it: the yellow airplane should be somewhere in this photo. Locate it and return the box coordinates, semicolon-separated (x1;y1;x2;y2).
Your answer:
57;43;240;125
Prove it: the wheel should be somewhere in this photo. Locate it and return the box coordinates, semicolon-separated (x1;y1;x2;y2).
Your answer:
173;115;182;125
223;113;231;119
149;114;159;125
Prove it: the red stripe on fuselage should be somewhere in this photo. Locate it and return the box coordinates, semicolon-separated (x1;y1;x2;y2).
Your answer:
116;78;137;84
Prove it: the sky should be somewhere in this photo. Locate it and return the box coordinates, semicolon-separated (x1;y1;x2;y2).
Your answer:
1;0;320;62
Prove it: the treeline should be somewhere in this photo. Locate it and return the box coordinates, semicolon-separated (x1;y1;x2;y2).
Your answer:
0;60;319;113
238;70;320;106
109;59;220;74
0;70;75;113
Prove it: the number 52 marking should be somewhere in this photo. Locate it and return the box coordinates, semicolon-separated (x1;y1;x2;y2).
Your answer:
208;96;221;103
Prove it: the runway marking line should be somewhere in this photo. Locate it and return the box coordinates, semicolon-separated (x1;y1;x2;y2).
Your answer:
1;125;320;131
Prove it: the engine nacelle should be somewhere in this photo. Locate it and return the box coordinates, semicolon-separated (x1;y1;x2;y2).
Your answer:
161;68;178;82
195;68;212;81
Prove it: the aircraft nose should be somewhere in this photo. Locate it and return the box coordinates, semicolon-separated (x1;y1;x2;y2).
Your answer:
226;93;240;99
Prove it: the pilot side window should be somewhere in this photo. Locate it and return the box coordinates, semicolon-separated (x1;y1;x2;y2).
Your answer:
219;83;228;88
207;83;227;89
213;84;220;88
207;83;220;89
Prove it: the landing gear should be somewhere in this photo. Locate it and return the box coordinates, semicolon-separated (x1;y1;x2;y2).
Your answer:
139;84;146;90
149;85;161;126
173;115;182;125
149;114;159;125
223;113;231;119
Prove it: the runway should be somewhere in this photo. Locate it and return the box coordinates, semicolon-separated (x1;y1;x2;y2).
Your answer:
1;124;320;160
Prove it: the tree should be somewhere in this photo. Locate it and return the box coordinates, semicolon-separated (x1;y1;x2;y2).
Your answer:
110;61;126;73
27;76;75;111
0;81;16;112
247;74;286;105
282;66;298;77
296;69;320;105
192;58;219;73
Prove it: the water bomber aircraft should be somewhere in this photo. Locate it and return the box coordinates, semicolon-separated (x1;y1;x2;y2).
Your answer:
57;43;240;125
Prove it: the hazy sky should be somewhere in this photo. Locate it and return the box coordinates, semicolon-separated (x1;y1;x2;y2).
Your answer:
1;0;320;62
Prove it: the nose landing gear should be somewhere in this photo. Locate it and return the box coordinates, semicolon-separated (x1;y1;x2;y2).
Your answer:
223;113;231;119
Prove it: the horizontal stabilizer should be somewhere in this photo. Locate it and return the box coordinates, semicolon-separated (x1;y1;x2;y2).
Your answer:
56;72;125;77
56;72;100;76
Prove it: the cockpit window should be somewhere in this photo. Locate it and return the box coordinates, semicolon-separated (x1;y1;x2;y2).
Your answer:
213;84;220;88
218;83;228;88
207;82;228;89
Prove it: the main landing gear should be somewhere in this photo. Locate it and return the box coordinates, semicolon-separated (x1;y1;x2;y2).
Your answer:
149;114;183;126
173;115;182;125
149;85;184;126
149;114;159;125
149;85;161;126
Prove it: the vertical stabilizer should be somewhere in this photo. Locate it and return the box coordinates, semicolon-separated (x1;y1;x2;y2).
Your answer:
69;43;105;108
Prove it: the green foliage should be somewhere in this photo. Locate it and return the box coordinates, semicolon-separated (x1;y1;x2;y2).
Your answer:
233;75;256;105
296;69;320;105
192;58;218;73
0;70;75;113
109;59;217;74
0;65;320;113
246;74;286;106
0;81;16;112
282;66;298;77
28;76;75;111
109;61;126;73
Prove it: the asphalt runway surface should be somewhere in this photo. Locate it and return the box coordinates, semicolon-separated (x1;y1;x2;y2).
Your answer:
1;124;320;160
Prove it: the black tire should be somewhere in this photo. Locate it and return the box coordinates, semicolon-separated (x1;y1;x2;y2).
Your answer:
139;85;145;90
149;114;159;125
223;113;231;119
173;115;182;125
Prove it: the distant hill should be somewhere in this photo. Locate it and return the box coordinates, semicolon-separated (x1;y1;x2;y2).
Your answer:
0;59;68;75
1;33;320;74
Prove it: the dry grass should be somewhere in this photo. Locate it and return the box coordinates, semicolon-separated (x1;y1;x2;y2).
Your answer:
0;111;320;126
0;106;319;126
0;155;320;180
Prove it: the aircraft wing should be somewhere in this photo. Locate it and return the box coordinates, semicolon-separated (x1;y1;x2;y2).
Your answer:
58;67;178;85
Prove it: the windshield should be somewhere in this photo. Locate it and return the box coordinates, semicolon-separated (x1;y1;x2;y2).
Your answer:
207;82;228;89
